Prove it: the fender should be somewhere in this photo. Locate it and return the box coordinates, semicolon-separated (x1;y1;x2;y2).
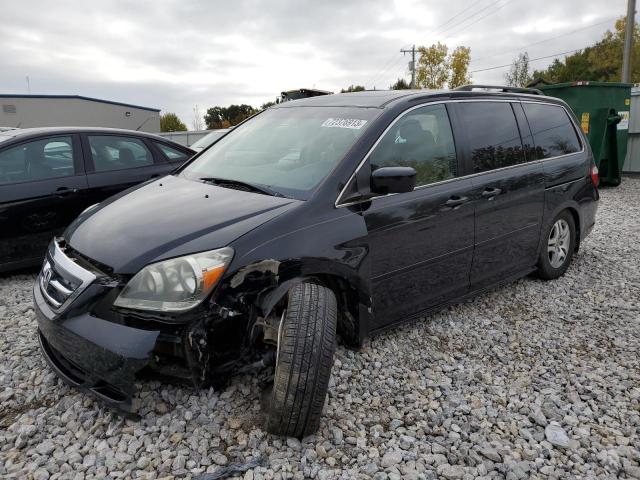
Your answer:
213;256;373;349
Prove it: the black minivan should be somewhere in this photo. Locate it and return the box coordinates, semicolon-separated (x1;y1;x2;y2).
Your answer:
0;127;194;272
34;88;599;437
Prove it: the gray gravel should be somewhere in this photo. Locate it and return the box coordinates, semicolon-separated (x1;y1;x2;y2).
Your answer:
1;178;639;479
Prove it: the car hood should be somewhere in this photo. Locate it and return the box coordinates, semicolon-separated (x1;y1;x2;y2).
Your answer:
66;175;300;274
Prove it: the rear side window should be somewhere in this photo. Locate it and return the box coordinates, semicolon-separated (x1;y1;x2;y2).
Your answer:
0;136;75;184
369;104;457;187
155;142;190;162
456;102;525;173
88;136;153;172
522;103;581;159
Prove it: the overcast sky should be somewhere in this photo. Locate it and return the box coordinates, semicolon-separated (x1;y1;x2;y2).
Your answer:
0;0;628;127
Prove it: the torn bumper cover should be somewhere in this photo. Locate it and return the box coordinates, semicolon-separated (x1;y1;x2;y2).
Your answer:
35;283;159;414
32;239;216;415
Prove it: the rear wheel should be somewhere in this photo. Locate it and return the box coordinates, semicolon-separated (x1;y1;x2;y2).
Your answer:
536;210;576;280
265;282;337;437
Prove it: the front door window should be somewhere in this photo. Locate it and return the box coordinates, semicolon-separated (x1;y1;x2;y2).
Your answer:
369;104;457;187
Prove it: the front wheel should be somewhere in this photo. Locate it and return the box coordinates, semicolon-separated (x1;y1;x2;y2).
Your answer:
265;282;337;437
536;210;576;280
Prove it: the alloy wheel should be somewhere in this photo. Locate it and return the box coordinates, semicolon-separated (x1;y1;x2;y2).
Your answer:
548;218;571;268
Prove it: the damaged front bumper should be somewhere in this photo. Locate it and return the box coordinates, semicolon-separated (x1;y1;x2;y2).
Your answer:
33;239;221;416
35;281;160;415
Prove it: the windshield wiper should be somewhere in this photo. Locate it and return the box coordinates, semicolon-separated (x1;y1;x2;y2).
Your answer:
198;177;284;197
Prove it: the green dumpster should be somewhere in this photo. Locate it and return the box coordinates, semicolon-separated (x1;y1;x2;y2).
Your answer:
538;81;632;186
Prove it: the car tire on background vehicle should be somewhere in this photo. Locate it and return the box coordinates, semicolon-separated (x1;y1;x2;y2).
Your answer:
536;210;576;280
265;282;337;437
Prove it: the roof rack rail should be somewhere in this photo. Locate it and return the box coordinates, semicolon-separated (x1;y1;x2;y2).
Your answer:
453;84;544;95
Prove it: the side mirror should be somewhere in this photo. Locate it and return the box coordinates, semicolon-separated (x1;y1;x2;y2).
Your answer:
370;166;416;195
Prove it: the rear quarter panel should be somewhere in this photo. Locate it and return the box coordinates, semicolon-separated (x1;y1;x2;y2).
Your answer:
541;153;598;253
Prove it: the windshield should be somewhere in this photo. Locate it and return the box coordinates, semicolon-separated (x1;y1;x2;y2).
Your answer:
191;130;228;150
180;106;379;199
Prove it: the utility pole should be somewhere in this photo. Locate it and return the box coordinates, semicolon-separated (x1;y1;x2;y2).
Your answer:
401;45;417;88
622;0;636;83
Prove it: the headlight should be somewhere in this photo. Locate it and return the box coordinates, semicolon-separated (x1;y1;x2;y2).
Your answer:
114;247;233;312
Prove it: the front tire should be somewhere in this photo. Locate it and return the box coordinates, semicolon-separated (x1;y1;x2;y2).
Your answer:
265;282;337;437
536;210;576;280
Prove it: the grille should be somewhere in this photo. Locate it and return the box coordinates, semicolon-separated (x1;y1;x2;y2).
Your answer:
40;260;81;308
39;238;96;311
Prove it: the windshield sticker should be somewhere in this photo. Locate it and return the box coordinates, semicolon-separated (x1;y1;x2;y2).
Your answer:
321;118;368;129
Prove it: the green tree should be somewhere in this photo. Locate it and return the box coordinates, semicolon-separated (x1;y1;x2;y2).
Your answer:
505;52;532;87
260;101;276;110
389;77;411;89
204;104;256;129
449;46;471;88
532;17;640;83
340;85;366;93
160;112;187;132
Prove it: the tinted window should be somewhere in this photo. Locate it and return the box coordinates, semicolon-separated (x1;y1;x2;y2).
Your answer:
0;136;75;184
88;136;153;172
523;103;581;159
155;142;190;162
457;102;525;173
369;104;457;187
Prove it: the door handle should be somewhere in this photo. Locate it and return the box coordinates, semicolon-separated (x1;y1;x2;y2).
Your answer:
481;187;502;198
445;196;469;208
53;187;78;197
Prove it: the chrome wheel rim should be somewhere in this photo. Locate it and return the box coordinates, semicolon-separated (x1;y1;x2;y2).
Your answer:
548;219;570;268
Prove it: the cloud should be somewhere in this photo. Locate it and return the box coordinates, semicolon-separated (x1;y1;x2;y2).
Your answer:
0;0;624;127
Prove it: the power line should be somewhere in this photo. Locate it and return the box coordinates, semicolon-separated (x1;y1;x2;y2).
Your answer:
469;48;582;73
385;0;513;89
435;0;507;39
365;44;411;88
470;16;617;65
368;53;408;88
441;0;515;42
372;0;514;89
425;0;488;38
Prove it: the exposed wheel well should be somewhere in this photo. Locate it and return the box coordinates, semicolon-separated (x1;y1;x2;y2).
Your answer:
254;274;363;349
566;207;581;251
312;274;361;348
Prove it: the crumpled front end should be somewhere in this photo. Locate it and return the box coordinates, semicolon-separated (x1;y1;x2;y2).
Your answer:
34;238;217;415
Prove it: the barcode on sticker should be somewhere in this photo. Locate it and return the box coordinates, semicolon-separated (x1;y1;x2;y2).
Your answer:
321;118;368;129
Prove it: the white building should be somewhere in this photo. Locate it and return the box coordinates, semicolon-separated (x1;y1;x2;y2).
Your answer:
0;94;160;133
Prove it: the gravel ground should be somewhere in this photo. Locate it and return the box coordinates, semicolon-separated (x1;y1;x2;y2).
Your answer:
1;178;639;480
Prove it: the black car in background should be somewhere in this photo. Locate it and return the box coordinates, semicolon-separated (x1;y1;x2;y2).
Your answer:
34;89;598;437
0;127;194;271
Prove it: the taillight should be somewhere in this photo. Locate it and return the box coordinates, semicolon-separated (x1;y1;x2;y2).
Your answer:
590;163;599;188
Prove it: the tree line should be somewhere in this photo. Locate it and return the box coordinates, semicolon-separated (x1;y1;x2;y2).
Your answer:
160;101;277;132
506;17;636;87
